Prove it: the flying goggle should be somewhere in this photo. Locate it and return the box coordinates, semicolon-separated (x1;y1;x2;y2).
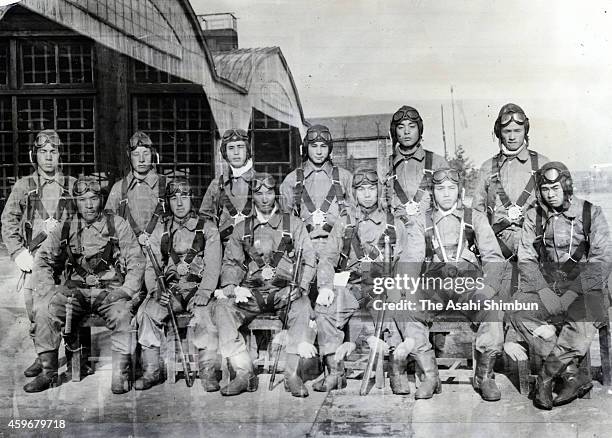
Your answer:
34;132;61;148
392;107;421;123
305;129;332;143
167;181;192;196
73;180;101;197
129;133;153;150
353;170;379;187
539;168;568;184
432;168;461;185
222;129;249;142
499;112;528;126
252;176;276;191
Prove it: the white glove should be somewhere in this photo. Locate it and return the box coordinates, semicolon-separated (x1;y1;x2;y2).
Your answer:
234;286;252;303
533;324;556;340
334;342;356;362
316;287;335;307
366;336;389;355
503;342;528;361
297;341;317;359
214;289;227;300
15;249;34;272
393;339;416;361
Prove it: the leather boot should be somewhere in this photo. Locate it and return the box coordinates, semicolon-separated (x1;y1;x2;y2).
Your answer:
220;351;258;396
553;356;592;407
283;353;309;397
413;350;441;399
24;351;59;393
473;350;501;401
111;351;132;394
388;352;411;395
534;353;567;410
198;350;220;392
312;354;347;392
24;357;42;378
134;346;161;390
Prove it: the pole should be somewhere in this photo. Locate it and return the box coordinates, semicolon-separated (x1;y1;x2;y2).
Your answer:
441;104;448;160
451;86;457;155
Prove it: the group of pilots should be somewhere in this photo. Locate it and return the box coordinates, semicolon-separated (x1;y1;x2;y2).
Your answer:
2;102;609;411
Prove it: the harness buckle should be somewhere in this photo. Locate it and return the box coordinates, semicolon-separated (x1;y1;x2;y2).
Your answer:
138;233;150;246
404;200;420;216
261;265;276;281
311;209;326;226
85;274;100;287
177;261;190;277
507;204;523;222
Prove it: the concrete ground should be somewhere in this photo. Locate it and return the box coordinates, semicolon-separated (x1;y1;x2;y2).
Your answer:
1;250;611;438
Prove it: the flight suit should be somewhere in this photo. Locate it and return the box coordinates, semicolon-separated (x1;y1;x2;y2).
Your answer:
137;213;221;353
31;211;144;356
509;197;612;364
1;170;75;374
316;207;411;356
200;166;254;245
384;145;448;223
280;160;353;254
105;170;167;243
473;147;549;299
214;207;317;359
402;205;506;400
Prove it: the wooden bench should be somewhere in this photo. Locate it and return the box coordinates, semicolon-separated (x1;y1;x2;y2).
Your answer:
343;313;476;392
68;314;135;382
164;312;284;384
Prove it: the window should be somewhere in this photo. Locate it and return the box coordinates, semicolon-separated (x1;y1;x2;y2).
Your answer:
0;97;13;202
21;40;94;85
0;43;8;86
16;96;96;177
133;60;188;84
133;95;214;200
0;37;96;206
250;109;300;181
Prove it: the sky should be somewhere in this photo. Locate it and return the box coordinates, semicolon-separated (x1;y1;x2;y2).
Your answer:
192;0;612;170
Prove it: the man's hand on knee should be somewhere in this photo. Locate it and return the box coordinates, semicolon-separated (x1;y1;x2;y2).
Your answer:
297;341;317;359
316;288;334;307
214;285;236;300
394;339;416;361
503;341;527;361
334;342;356;361
234;286;252;303
533;324;556;340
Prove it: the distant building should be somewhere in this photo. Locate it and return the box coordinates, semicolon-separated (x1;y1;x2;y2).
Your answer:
0;2;307;207
309;114;393;176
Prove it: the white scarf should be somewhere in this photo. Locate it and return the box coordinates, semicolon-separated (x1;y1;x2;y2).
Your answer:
499;141;527;157
230;158;253;178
